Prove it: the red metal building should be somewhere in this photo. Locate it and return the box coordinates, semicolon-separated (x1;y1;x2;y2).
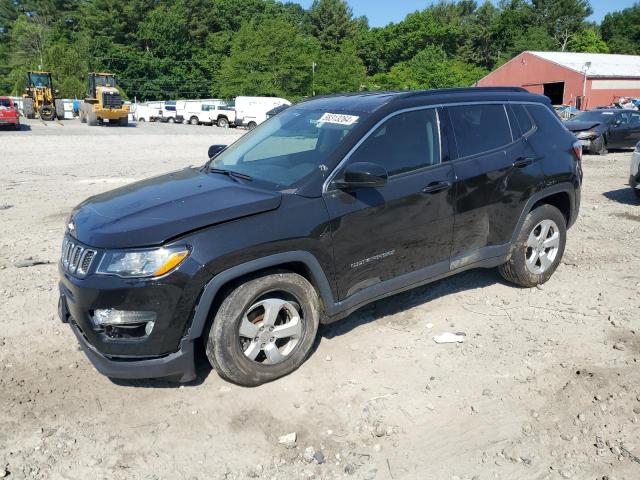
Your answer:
477;51;640;110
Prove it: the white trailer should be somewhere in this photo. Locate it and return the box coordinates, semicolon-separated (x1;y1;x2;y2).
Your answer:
234;96;291;129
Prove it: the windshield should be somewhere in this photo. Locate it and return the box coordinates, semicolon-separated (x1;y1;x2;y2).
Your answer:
0;98;12;108
209;108;365;189
95;75;116;87
29;73;51;88
571;111;617;123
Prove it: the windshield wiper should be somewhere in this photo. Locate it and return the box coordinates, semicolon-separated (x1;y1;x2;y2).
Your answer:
208;167;253;182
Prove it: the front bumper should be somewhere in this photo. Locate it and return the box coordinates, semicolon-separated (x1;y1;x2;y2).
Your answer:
59;293;196;382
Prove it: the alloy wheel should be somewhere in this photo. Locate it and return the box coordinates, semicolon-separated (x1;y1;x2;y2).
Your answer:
238;297;303;365
525;219;560;274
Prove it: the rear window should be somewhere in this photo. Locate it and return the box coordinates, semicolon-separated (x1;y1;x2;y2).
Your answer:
449;104;512;158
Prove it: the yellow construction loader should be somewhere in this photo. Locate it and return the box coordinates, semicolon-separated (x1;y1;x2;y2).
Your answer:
79;73;129;126
23;71;61;121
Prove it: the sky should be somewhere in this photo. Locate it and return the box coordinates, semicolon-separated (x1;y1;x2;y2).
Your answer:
290;0;637;27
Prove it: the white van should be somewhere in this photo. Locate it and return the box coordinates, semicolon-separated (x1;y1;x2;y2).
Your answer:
234;96;291;129
134;102;163;122
177;100;227;125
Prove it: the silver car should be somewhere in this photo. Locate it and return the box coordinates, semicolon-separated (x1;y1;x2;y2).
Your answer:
631;141;640;199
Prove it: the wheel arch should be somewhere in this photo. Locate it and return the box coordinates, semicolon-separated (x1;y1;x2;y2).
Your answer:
510;183;576;244
186;251;335;341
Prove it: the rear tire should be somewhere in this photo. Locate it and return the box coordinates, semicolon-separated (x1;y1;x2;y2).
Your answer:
589;135;607;155
55;99;65;120
168;117;174;124
499;204;567;287
206;272;320;386
189;116;199;125
217;117;229;128
87;110;98;126
633;188;640;199
119;116;129;127
23;98;35;119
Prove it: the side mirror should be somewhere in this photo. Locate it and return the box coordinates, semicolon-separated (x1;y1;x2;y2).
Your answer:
335;162;388;189
613;119;622;127
208;144;227;159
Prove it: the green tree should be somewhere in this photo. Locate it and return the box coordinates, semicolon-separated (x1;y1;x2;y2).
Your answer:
218;17;318;99
601;3;640;54
532;0;593;50
305;0;358;50
566;27;609;53
367;45;487;91
314;41;365;95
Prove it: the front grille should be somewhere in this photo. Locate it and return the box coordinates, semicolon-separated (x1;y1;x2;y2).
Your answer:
61;237;97;278
102;92;122;109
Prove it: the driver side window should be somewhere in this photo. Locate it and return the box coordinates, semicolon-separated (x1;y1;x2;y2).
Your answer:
349;108;441;176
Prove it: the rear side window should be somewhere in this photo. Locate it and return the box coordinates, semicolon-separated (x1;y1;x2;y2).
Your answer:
511;104;534;135
349;108;441;176
448;104;512;158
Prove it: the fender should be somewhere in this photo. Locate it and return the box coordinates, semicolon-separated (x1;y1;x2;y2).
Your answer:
186;251;336;340
510;182;577;244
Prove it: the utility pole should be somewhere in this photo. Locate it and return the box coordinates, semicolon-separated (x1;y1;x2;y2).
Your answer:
312;62;317;97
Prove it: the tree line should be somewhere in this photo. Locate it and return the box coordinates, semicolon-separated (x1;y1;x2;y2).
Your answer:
0;0;638;102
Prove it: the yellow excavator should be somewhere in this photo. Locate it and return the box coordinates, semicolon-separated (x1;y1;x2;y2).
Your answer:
23;71;61;121
79;72;129;126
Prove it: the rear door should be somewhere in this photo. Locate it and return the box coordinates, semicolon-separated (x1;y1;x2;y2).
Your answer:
324;107;455;299
446;103;544;267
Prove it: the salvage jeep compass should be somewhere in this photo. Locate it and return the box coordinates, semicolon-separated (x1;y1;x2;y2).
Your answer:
58;88;582;386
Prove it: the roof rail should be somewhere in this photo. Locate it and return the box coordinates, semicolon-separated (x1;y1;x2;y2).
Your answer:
400;86;528;98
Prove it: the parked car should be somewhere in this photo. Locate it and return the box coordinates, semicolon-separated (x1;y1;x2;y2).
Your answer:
58;87;582;386
176;99;225;125
565;109;640;155
0;96;21;129
234;96;291;129
207;104;236;128
631;141;640;199
160;101;178;123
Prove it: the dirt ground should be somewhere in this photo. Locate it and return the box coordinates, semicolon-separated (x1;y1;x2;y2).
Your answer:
0;118;639;480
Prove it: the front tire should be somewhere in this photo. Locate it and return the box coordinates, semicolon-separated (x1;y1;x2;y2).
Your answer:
499;204;567;287
589;135;607;155
247;121;257;130
189;116;199;125
206;272;320;386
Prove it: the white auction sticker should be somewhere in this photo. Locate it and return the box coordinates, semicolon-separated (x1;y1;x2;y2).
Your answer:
318;113;359;125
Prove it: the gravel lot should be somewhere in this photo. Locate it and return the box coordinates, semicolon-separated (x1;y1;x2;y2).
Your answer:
1;118;639;480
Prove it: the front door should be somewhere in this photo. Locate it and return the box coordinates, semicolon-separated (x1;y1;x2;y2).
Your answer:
323;108;455;300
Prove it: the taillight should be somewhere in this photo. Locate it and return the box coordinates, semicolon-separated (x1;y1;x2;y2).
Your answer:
572;140;582;161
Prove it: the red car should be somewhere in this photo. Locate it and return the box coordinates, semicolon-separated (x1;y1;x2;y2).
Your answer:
0;96;21;130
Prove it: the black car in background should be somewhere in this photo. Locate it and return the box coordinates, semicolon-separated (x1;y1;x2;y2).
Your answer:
565;109;640;155
58;87;582;386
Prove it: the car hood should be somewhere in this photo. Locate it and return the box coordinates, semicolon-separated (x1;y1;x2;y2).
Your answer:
70;167;282;248
564;120;602;132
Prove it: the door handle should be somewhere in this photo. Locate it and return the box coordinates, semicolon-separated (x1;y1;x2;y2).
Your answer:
513;157;534;168
422;181;451;194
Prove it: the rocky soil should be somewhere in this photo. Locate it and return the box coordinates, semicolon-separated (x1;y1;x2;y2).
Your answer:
0;119;639;479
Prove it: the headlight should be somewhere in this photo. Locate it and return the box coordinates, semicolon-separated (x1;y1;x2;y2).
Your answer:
576;130;596;140
96;246;190;278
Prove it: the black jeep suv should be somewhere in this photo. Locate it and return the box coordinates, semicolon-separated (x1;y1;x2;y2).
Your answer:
58;88;582;386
